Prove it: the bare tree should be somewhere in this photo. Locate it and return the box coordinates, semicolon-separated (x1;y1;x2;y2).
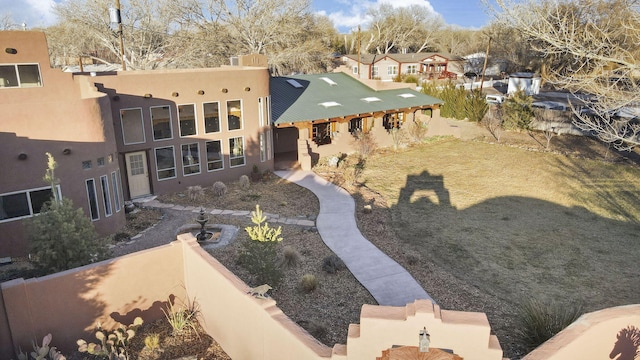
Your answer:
487;0;640;150
484;105;504;142
1;13;20;30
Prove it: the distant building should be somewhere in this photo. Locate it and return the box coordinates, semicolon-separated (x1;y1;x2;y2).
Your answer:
507;72;541;95
341;53;461;81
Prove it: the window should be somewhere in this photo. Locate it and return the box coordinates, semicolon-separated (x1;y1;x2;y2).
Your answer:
155;146;176;180
258;98;265;127
0;64;42;88
203;102;220;133
100;175;112;217
259;133;266;162
206;140;223;171
372;66;379;77
97;157;105;166
227;100;242;130
151;105;172;140
82;160;92;170
181;143;201;175
111;171;122;212
86;179;99;221
266;129;273;160
120;108;145;145
349;118;363;133
383;112;404;130
387;65;398;76
352;66;358;74
406;65;417;74
178;104;197;137
229;137;245;167
0;186;58;222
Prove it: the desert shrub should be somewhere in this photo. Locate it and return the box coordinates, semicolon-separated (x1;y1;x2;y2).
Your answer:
186;185;205;202
322;254;346;274
517;298;583;351
389;127;409;151
28;197;109;274
351;130;377;159
300;274;318;293
162;296;200;336
405;253;420;266
404;74;420;84
212;181;227;197
281;246;301;268
464;89;489;123
78;317;143;360
503;89;534;130
143;333;161;352
239;175;250;190
483;106;504;142
406;121;428;143
239;205;284;285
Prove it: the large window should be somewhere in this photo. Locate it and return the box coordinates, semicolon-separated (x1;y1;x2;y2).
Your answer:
258;98;265;127
372;66;379;78
227;100;242;130
111;171;122;212
120;108;145;145
100;175;112;217
203;102;220;133
86;179;99;221
155;146;176;180
229;137;245;167
259;133;266;162
266;129;273;161
151;105;172;140
0;186;58;222
0;64;42;88
349;118;364;133
178;104;197;137
206;140;223;171
387;65;398;76
181;143;201;175
406;65;417;74
383;112;404;130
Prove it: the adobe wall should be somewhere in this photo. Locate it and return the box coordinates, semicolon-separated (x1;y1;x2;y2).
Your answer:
522;305;640;360
0;243;186;357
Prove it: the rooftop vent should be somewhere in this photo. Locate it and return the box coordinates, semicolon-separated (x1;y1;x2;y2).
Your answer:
361;97;382;103
319;101;341;108
286;79;304;88
398;93;416;98
319;77;338;86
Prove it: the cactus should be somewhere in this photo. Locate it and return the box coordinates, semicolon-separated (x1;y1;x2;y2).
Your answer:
17;334;66;360
77;317;142;360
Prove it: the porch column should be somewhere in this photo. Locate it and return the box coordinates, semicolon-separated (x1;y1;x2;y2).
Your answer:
297;127;312;171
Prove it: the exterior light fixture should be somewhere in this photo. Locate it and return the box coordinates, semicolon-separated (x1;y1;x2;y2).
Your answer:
18;153;27;160
5;48;17;54
172;92;179;97
419;327;430;353
144;93;152;98
62;148;71;155
244;87;250;92
197;90;205;95
221;88;228;93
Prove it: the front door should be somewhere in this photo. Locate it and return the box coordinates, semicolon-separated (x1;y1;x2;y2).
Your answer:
125;151;151;198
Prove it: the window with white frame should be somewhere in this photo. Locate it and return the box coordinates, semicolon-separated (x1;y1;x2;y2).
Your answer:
111;171;122;212
258;97;265;127
181;143;201;175
229;136;245;167
85;179;99;221
406;65;417;74
178;104;197;137
155;146;176;180
203;102;220;133
0;64;42;88
259;133;266;162
227;100;242;130
388;65;398;76
120;108;145;145
266;129;273;160
151;105;172;140
100;175;112;217
372;66;379;78
206;140;223;171
0;186;60;222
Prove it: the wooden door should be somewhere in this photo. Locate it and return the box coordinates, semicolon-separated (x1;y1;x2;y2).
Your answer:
125;151;151;198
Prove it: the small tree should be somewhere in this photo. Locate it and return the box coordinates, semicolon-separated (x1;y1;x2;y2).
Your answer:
483;105;504;142
28;198;109;274
239;205;283;286
464;89;489;123
502;89;534;130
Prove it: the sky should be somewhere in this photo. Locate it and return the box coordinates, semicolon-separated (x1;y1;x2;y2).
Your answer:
1;0;492;32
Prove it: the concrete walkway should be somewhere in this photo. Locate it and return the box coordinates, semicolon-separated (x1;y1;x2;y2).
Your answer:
275;170;434;307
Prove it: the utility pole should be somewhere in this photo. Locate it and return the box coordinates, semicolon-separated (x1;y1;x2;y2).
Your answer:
110;0;126;71
357;25;361;79
479;36;491;91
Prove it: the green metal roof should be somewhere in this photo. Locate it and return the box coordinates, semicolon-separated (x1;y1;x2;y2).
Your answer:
270;72;443;125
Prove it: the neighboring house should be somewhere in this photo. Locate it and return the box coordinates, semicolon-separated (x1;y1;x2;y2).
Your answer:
270;72;443;169
0;31;272;256
341;53;461;81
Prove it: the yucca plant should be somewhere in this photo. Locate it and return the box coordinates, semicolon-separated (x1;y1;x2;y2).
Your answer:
517;298;583;351
162;297;200;336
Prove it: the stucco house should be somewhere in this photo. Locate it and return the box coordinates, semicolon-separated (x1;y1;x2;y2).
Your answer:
341;53;462;81
0;31;272;256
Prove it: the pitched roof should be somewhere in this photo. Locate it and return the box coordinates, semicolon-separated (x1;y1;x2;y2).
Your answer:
270;72;442;125
343;52;460;65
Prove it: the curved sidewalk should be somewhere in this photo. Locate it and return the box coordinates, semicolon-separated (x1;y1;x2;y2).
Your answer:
275;170;433;307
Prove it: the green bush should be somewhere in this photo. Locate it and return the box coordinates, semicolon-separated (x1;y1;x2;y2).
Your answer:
322;254;346;274
240;205;284;285
503;89;534;130
300;274;318;293
517;298;583;351
464;89;489;123
28;197;109;274
422;80;466;119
